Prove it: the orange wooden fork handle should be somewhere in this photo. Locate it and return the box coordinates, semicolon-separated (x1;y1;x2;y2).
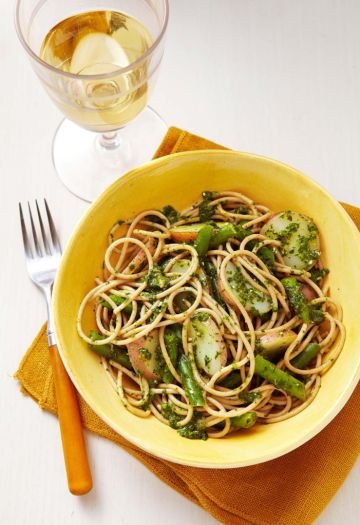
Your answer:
49;345;93;495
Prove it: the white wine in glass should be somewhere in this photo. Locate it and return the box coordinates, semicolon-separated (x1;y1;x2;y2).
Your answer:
40;11;153;132
16;1;169;202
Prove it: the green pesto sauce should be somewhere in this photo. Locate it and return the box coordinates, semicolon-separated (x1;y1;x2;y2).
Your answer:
161;403;208;440
139;347;152;361
227;267;266;315
204;355;211;368
310;267;329;284
146;264;170;291
266;221;299;251
194;312;210;322
296;233;320;266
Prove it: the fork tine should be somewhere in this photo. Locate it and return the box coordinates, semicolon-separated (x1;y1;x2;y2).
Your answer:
28;202;43;257
44;199;61;254
36;200;52;255
19;203;33;259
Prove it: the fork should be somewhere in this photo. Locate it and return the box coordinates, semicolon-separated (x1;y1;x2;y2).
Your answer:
19;199;92;495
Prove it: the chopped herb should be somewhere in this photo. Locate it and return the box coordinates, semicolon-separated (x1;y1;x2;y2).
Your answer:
154;344;173;383
161;403;208;440
199;191;216;222
141;389;155;410
282;210;293;221
266;221;300;250
139;347;152;361
309;308;325;324
239;392;262;403
234;205;249;214
227;266;268;314
149;301;168;322
310;267;329;284
162;204;180;224
297;234;320;266
141;291;157;302
146;264;170;290
101;294;132;315
194;312;210;322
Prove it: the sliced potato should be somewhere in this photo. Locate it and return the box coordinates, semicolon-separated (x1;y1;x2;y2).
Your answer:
256;330;297;361
170;259;191;275
190;315;227;375
301;283;317;302
220;262;272;315
169;223;206;242
127;330;160;381
261;211;320;270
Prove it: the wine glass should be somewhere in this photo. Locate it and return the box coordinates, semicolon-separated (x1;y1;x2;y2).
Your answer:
15;0;169;202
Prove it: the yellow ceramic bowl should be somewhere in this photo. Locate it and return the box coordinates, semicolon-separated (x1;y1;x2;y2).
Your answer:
53;150;360;467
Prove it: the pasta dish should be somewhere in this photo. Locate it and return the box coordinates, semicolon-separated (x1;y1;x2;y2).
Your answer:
77;190;344;439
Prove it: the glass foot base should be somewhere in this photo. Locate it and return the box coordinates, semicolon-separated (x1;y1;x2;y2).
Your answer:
52;107;168;202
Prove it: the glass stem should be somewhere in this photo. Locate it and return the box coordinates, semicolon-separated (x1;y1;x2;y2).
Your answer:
99;131;121;150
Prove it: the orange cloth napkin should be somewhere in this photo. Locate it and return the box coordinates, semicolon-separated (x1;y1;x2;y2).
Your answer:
16;127;360;525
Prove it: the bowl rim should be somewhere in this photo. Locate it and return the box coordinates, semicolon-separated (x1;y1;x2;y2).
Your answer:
53;148;360;467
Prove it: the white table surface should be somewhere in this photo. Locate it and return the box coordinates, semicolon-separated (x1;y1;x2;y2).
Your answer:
2;0;359;523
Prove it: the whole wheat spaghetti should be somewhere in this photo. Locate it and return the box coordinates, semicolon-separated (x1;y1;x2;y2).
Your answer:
77;191;344;439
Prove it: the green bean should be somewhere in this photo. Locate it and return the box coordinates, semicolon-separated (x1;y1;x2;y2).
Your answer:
201;258;227;308
231;411;257;429
257;246;275;269
219;371;242;389
178;355;205;407
154;325;183;384
194;224;214;256
209;223;248;248
254;355;306;401
101;294;133;315
164;325;182;367
282;277;310;322
281;277;324;325
291;342;321;369
88;331;132;369
209;223;237;247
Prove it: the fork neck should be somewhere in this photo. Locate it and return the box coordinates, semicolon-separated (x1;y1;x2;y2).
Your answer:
43;286;57;346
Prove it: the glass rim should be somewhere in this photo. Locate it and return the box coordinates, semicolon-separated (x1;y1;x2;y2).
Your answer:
15;0;169;80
